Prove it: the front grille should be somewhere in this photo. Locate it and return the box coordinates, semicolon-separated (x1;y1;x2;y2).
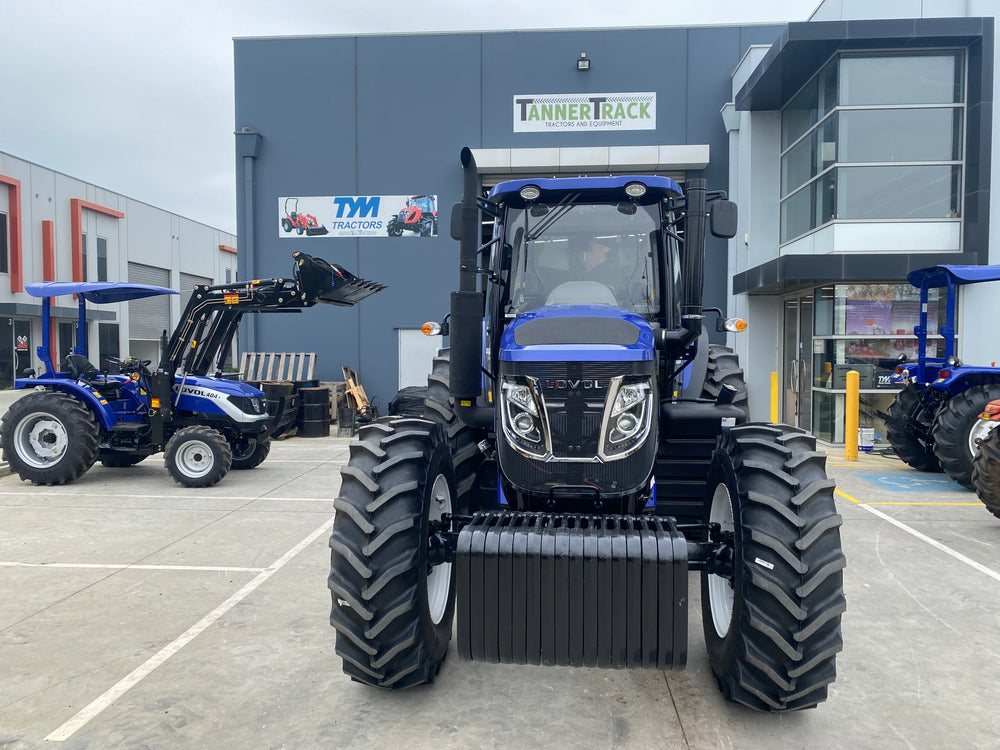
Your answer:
498;359;657;499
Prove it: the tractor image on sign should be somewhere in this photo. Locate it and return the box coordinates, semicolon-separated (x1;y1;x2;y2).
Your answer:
883;264;1000;489
327;148;845;711
386;195;437;237
282;197;329;236
1;252;382;488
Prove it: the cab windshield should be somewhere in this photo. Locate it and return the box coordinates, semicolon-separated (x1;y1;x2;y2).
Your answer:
503;202;661;318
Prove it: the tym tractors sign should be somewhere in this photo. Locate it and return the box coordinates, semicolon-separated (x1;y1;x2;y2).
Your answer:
279;195;438;238
513;92;656;132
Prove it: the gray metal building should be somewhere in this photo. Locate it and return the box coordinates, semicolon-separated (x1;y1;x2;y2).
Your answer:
233;5;995;440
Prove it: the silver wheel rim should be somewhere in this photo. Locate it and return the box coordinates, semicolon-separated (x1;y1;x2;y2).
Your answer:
176;439;215;478
14;412;69;468
708;483;735;639
427;473;452;625
968;418;997;457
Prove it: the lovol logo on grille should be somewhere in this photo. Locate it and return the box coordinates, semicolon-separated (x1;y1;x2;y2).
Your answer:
539;379;601;390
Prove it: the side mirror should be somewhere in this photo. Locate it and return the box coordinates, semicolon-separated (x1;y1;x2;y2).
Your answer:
710;200;738;239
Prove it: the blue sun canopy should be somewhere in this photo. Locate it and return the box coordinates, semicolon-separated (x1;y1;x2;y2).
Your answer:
25;281;178;304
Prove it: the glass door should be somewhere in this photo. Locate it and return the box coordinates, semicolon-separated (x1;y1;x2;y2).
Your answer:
782;294;814;431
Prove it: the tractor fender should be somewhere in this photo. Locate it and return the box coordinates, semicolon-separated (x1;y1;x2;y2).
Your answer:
933;366;1000;395
15;381;118;432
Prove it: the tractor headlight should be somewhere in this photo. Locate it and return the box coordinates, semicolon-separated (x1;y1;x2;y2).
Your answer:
500;378;548;458
601;377;652;458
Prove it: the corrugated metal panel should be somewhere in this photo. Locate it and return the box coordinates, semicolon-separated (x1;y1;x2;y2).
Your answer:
127;263;170;340
179;272;213;314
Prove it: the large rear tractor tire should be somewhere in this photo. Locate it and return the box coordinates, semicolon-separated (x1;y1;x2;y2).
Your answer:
328;418;457;688
885;385;941;472
423;347;484;503
164;426;232;487
972;427;1000;520
931;384;1000;489
1;392;100;485
702;423;846;711
701;345;750;420
230;436;271;470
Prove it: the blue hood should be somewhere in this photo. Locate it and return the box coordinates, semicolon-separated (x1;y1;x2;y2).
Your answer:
499;305;655;362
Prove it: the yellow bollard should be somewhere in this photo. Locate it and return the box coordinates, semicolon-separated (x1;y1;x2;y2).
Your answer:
845;369;859;462
770;371;779;424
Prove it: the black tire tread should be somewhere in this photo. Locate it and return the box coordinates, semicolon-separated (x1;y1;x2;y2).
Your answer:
704;423;845;712
971;426;1000;520
701;345;750;420
163;426;232;487
328;418;452;689
1;391;100;485
885;385;941;472
230;437;271;470
423;347;483;500
931;384;1000;489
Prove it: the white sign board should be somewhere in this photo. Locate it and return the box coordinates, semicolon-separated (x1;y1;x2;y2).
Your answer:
278;195;438;238
513;92;656;133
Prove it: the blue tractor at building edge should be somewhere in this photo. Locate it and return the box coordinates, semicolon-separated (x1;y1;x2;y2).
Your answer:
0;252;383;487
884;264;1000;489
327;148;846;711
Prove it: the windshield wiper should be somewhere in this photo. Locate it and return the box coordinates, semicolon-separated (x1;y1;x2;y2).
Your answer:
524;193;579;242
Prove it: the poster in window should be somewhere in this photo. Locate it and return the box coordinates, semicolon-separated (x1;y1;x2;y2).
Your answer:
845;300;892;335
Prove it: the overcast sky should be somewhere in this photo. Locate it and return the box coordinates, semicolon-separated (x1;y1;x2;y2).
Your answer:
0;0;819;235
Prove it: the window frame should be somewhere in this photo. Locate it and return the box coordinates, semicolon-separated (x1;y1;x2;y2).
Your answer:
778;47;967;246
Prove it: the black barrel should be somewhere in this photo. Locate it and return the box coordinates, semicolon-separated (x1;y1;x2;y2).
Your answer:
297;386;331;437
261;381;298;438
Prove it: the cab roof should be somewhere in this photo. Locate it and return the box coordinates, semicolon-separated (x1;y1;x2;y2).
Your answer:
907;265;1000;288
489;175;683;208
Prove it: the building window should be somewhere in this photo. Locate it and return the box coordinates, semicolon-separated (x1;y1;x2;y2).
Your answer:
810;283;949;443
0;212;8;274
81;233;88;281
97;237;108;282
779;50;965;244
225;268;232;284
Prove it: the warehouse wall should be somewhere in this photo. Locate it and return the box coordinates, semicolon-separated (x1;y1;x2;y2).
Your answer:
234;24;783;407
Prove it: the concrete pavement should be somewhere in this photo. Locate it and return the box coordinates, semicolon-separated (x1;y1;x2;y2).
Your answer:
0;435;998;749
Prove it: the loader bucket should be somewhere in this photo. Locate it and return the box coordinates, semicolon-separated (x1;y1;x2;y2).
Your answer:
292;251;386;306
305;226;330;236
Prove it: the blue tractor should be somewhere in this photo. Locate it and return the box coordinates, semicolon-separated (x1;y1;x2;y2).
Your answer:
327;149;845;712
1;252;383;487
884;264;1000;489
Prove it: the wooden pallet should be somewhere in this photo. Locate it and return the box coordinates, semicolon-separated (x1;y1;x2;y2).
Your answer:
240;352;316;383
342;366;372;413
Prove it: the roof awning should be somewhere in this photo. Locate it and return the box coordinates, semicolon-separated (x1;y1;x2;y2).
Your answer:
736;17;990;111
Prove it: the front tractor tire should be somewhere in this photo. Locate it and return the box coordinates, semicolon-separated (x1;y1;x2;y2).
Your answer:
164;426;233;487
702;423;846;711
885;385;941;472
972;427;1000;520
1;392;100;485
230;436;271;470
328;418;457;689
931;384;1000;489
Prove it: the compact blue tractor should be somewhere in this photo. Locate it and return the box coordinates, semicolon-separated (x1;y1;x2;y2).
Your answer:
884;264;1000;489
328;149;845;712
1;252;383;487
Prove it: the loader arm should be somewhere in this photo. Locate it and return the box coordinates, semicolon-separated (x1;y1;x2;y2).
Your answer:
158;251;386;378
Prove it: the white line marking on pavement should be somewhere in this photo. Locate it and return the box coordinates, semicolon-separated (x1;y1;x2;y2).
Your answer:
0;562;265;572
46;514;336;742
0;491;336;503
855;502;1000;584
